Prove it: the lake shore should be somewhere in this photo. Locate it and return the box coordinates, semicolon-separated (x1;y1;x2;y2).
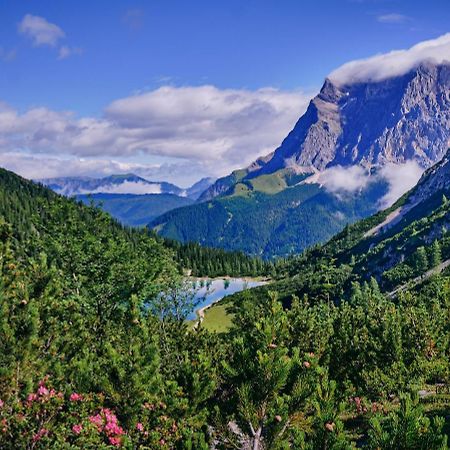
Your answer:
191;277;269;328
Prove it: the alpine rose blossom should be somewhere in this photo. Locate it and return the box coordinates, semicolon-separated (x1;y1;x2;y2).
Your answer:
136;422;144;432
32;428;49;442
37;385;49;397
72;424;83;434
70;393;83;402
109;436;122;447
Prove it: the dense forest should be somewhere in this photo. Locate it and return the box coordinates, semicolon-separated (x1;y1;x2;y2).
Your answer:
1;166;450;449
163;238;273;278
150;173;388;259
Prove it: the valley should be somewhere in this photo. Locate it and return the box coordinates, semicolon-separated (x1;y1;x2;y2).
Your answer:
1;10;450;448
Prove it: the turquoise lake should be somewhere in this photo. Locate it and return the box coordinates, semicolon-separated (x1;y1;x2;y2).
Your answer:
188;278;265;320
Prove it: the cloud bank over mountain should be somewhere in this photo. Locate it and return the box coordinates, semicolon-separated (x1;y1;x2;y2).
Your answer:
329;33;450;85
320;161;424;208
0;86;311;184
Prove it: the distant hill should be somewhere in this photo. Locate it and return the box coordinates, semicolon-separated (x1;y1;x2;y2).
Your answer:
38;174;215;227
39;173;184;197
77;193;194;227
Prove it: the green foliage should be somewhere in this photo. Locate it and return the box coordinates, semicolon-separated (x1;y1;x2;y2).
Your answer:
2;165;450;447
164;238;272;278
368;393;448;450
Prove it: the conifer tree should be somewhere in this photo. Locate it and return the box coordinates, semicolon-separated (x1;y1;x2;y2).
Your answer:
219;292;319;449
430;240;442;268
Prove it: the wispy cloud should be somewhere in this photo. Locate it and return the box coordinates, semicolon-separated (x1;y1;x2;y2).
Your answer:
18;14;81;60
320;161;424;208
376;13;410;24
58;45;83;60
18;14;65;47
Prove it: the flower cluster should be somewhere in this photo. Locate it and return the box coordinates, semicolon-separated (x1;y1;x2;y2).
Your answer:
26;378;64;406
88;408;124;447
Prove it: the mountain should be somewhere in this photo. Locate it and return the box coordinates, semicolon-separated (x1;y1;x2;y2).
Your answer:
185;177;215;200
76;193;195;227
152;62;450;258
39;174;215;227
0;167;266;280
39;173;183;197
204;61;450;197
267;147;450;303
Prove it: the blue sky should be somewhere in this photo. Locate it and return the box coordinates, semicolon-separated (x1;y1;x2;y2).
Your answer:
0;0;449;185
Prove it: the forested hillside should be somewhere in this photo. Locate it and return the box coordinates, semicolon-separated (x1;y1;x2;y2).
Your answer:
151;179;387;258
1;166;450;448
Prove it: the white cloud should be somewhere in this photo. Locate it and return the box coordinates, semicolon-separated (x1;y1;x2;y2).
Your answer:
0;152;161;180
0;86;312;183
320;165;371;193
329;33;450;85
18;14;65;47
376;13;410;24
80;181;162;195
378;160;423;207
320;161;424;207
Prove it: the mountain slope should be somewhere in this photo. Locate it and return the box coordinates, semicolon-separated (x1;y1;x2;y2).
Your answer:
151;178;388;257
267;148;450;303
153;62;450;258
77;193;194;227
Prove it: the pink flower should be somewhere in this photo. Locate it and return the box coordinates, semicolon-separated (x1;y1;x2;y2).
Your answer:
303;361;311;368
27;393;38;403
89;414;103;429
38;377;49;387
0;399;3;408
32;428;49;442
105;422;124;436
37;385;49;397
136;422;144;432
72;424;83;434
70;393;83;402
109;436;122;447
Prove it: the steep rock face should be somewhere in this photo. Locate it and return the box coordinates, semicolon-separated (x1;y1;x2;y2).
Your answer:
201;62;450;200
153;63;450;258
409;148;450;203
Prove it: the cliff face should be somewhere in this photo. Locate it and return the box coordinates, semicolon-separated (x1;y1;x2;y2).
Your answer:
202;62;450;200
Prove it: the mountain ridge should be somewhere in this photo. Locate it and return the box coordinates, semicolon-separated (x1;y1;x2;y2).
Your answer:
153;62;450;258
201;61;450;201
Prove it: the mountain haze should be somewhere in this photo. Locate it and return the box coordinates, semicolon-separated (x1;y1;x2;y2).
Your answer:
39;174;215;227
